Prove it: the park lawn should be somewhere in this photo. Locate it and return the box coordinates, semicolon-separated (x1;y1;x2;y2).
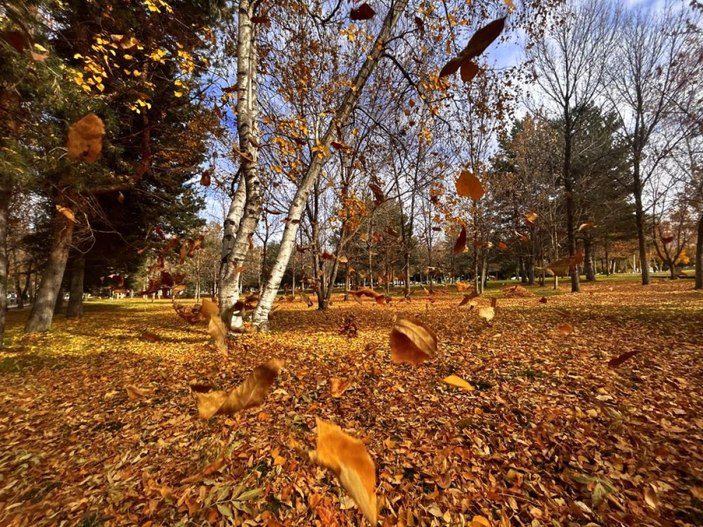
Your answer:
1;279;702;527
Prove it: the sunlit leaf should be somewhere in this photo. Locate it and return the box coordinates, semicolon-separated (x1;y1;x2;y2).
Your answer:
390;318;437;365
456;170;485;201
55;205;76;223
125;384;154;400
193;359;284;419
524;211;538;224
442;375;474;392
330;378;352;398
310;418;377;524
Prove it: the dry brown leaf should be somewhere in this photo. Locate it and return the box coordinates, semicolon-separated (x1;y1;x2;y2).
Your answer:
350;3;376;21
125;384;153;400
470;515;492;527
207;316;228;354
456;170;485;200
442;375;474;392
200;298;219;319
453;226;467;254
440;17;506;78
498;241;508;251
193;359;284;419
310;418;377;524
644;484;660;510
460;61;479;82
67;113;105;162
608;350;642;368
390;318;437;365
330;378;352;398
55;205;76;223
578;222;593;231
524;211;538;224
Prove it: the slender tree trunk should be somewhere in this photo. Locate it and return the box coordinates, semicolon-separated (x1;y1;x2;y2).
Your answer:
66;252;85;318
25;203;75;333
564;115;580;293
696;212;702;289
633;170;650;285
0;178;10;347
403;252;411;298
252;0;410;329
15;274;24;309
584;234;595;282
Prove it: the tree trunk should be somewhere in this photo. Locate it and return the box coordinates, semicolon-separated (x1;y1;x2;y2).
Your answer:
584;234;595;282
25;203;75;333
696;212;702;289
251;0;410;329
563;114;580;293
633;173;650;285
66;252;85;318
403;252;411;298
219;176;247;322
0;177;10;347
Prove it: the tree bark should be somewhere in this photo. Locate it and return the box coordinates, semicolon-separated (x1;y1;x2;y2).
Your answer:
633;170;650;285
0;177;11;347
66;252;85;318
564;112;580;293
251;0;410;329
25;202;75;333
696;212;702;289
584;233;595;281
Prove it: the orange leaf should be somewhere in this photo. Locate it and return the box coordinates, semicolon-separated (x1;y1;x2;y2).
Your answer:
200;298;219;319
207;316;228;354
453;226;467;254
330;378;352;398
193;359;284;419
390;318;437;365
498;241;508;251
558;323;573;335
181;456;226;484
125;384;154;400
442;375;474;392
524;211;538;224
440;17;506;77
200;169;211;187
578;222;593;231
310;418;377;524
456;170;485;200
55;205;76;223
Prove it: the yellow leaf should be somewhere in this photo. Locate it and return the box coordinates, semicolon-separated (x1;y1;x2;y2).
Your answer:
456;170;485;200
207;316;228;354
330;377;352;398
478;306;495;323
200;298;219;319
644;485;660;510
125;384;154;400
524;211;538;224
442;375;474;392
470;515;492;527
310;418;377;525
174;90;184;97
55;205;76;223
193;359;284;419
390;318;438;365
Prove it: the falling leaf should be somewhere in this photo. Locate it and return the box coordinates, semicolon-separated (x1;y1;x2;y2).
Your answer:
125;384;153;400
369;182;385;205
453;226;467;254
440;17;506;77
193;359;284;419
460;61;479;82
350;3;376;21
498;241;508;251
538;296;547;304
578;222;593;231
661;235;674;245
456;170;485;201
55;205;76;223
644;485;660;510
524;211;538;224
478;306;495;323
207;316;228;354
338;255;349;264
458;292;479;307
442;375;474;392
200;169;211;187
390;318;438;365
67;113;105;163
310;418;377;524
330;378;352;398
200;298;219;319
558;323;573;335
608;350;642;368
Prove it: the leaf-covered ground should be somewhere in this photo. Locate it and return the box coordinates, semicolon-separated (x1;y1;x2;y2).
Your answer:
1;280;702;527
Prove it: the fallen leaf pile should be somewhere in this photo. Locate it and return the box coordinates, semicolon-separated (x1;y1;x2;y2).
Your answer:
0;280;701;526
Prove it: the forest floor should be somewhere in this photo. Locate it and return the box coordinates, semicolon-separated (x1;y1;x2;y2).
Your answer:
1;279;702;527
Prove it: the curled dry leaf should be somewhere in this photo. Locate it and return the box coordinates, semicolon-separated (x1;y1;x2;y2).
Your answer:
330;378;352;398
67;113;105;163
193;359;284;419
456;170;485;201
207;316;228;354
442;375;474;392
453;226;467;255
390;318;437;365
310;418;377;525
125;384;154;400
55;205;76;223
644;484;660;510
